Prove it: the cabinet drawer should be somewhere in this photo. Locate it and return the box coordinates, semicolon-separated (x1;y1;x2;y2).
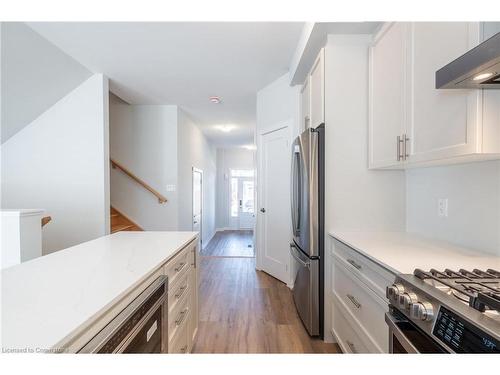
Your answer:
332;238;394;299
164;248;190;287
168;269;190;315
332;258;388;352
331;300;370;353
168;288;190;343
168;313;189;354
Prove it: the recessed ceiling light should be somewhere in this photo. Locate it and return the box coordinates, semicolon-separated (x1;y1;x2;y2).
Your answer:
472;72;493;81
242;144;256;150
209;96;221;104
214;125;236;133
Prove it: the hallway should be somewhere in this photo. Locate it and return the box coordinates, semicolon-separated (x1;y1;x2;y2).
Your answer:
193;230;340;353
201;230;254;257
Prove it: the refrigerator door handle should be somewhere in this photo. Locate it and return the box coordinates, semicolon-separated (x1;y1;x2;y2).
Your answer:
290;243;310;268
291;144;301;237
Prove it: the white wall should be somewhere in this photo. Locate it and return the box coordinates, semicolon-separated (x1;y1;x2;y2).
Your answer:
406;161;500;255
324;35;406;234
255;73;301;283
215;148;254;230
1;74;110;254
177;109;217;248
109;94;179;230
1;22;92;143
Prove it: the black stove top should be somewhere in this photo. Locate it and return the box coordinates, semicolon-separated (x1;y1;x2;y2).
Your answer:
414;268;500;313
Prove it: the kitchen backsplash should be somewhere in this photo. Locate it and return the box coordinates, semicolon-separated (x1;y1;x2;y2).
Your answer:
406;160;500;255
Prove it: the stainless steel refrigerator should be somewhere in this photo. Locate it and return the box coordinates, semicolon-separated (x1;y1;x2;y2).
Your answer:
290;124;324;337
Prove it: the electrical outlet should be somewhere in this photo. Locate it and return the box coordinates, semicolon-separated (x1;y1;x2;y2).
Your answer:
438;198;448;217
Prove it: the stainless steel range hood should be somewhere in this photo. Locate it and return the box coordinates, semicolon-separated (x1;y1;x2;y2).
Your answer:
436;32;500;89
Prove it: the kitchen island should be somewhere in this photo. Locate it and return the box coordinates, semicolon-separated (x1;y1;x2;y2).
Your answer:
1;231;199;353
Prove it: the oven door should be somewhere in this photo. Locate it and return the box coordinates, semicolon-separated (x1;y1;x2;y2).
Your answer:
385;311;447;353
79;276;168;353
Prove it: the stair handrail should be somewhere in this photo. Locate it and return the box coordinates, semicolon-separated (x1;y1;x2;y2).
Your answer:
41;216;52;227
110;159;167;204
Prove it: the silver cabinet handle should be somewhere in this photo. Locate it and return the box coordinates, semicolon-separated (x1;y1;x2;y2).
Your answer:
403;134;410;160
346;259;362;270
397;135;404;161
175;285;187;299
175;262;186;272
347;294;362;309
346;340;358;353
175;308;188;326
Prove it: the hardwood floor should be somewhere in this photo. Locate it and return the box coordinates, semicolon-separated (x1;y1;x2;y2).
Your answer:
201;230;254;257
192;256;340;353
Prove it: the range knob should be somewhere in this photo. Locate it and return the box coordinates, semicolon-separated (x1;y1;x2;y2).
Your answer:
398;292;418;310
410;301;434;322
386;283;405;301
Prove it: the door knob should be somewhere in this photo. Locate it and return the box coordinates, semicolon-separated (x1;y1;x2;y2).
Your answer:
260;208;266;213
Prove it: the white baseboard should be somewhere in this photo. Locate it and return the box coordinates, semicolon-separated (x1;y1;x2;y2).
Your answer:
202;230;216;250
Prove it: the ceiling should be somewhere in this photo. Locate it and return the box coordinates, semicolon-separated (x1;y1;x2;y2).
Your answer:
27;22;304;147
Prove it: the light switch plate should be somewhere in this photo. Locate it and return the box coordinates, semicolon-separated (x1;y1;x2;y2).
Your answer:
438;198;448;217
166;184;176;192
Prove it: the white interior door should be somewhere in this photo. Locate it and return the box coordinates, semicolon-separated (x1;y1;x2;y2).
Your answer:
192;168;202;245
258;125;290;283
238;177;255;229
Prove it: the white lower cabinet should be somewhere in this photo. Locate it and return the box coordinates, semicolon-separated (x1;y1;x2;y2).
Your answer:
163;239;199;353
331;298;371;354
330;238;393;353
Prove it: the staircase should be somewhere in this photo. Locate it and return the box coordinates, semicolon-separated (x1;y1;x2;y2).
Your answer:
110;207;142;234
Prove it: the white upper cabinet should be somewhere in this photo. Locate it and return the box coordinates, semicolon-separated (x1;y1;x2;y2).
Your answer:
301;76;310;131
369;22;500;169
407;22;481;163
369;23;408;168
309;49;325;128
300;48;325;131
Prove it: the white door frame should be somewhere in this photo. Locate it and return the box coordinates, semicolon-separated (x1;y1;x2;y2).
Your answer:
255;121;292;286
192;167;203;248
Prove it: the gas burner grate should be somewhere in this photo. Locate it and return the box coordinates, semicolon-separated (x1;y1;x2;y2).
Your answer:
414;268;500;313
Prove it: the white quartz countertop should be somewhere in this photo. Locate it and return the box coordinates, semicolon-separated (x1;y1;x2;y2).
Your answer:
1;231;198;352
329;231;499;275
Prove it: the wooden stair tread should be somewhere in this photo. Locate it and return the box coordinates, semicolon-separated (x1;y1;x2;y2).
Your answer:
111;224;135;233
110;206;143;234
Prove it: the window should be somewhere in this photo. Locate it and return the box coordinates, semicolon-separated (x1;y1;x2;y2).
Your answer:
241;180;254;214
230;177;238;217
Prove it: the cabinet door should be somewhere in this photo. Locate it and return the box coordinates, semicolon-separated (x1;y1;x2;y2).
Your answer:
301;77;310;131
309;48;325;128
407;23;482;163
368;23;408;169
187;244;198;351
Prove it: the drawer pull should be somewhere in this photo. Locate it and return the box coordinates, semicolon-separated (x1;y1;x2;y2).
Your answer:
346;340;358;353
175;285;187;299
347;259;362;270
175;262;187;272
180;345;188;353
175;308;188;326
346;294;361;309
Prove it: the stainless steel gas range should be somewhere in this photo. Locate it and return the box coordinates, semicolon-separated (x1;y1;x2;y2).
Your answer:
385;268;500;353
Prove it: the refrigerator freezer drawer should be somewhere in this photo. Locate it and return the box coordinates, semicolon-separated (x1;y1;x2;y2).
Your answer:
290;243;319;336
